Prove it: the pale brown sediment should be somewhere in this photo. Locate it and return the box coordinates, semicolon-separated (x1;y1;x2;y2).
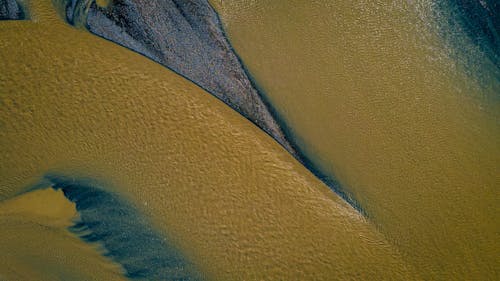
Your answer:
209;1;500;279
0;1;418;279
0;188;127;281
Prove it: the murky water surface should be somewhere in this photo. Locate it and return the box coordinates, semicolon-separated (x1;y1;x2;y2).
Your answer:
210;0;499;279
0;1;417;280
0;188;127;281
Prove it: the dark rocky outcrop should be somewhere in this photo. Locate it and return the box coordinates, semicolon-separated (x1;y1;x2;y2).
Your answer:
0;0;25;20
55;0;298;157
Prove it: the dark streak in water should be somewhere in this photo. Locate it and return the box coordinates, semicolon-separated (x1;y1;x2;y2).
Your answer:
0;0;27;20
233;57;366;215
433;0;500;94
52;0;298;158
42;174;202;281
48;0;366;215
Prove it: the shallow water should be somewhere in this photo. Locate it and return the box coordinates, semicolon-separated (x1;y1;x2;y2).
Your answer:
0;188;127;281
0;1;416;280
210;0;499;279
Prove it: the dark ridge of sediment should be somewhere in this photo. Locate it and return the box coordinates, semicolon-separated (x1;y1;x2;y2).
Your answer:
53;0;297;159
41;174;202;281
0;0;26;20
50;0;364;214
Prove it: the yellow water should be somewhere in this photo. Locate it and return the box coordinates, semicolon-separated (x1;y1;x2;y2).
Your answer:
0;1;417;280
0;188;126;281
95;0;110;8
210;1;499;279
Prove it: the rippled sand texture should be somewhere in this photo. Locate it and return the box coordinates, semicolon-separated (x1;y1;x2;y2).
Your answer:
0;1;417;280
210;1;500;279
52;0;296;157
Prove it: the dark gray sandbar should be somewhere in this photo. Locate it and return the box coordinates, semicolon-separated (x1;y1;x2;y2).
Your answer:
49;0;363;213
54;0;298;158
